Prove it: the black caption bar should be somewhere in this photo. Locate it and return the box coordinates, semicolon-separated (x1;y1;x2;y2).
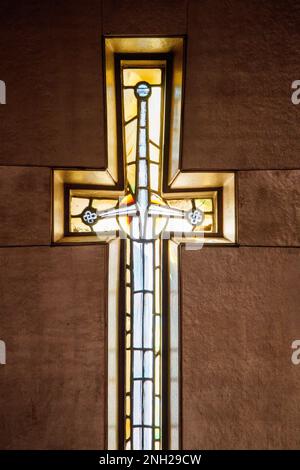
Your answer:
0;451;299;468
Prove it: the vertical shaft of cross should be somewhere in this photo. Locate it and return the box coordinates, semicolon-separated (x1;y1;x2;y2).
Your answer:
129;81;158;450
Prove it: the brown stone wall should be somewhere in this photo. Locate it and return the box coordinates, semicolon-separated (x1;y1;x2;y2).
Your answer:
181;0;300;450
0;246;107;449
181;248;300;449
0;1;108;449
0;0;299;450
183;0;300;170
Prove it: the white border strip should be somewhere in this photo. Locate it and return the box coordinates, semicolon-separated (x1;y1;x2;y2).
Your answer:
107;239;120;450
169;240;180;450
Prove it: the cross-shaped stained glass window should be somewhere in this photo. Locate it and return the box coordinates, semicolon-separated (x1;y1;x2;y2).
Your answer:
53;37;236;450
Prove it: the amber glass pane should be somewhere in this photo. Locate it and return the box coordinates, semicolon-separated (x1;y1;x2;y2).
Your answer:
124;119;137;164
91;199;118;211
123;88;137;122
70;197;90;216
123;68;162;86
148;87;161;146
70;217;91;233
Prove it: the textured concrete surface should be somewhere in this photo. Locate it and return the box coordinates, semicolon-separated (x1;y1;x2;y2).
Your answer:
0;246;107;449
181;247;300;449
239;170;300;247
183;0;300;170
0;167;50;246
103;0;188;35
0;0;105;168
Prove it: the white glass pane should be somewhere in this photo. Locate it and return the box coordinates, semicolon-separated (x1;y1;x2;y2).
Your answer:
134;350;143;378
139;128;146;158
139;159;148;187
131;216;140;239
149;142;160;162
133;427;142;450
133;293;143;348
144;351;153;379
140;100;146;127
93;217;119;233
143;427;152;450
144;243;154;290
133;381;142;425
138;188;148;210
143;380;153;426
144;293;153;348
133;242;143;291
165;217;191;233
145;217;154;240
150;163;159;191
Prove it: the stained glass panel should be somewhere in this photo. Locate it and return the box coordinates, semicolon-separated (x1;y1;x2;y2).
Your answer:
123;68;162;86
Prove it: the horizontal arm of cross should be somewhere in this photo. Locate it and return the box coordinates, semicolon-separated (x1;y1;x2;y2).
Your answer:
97;204;137;219
148;204;204;226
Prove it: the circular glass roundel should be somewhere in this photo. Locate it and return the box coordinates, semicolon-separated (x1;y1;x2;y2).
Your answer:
134;81;152;99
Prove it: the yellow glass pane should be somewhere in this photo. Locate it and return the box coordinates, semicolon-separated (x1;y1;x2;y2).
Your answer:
126;239;130;265
126;164;136;190
123;88;137;122
151;193;164;205
155;239;160;267
126;314;131;332
123;68;162;86
149;87;161;145
126;268;130;284
155;441;160;450
125;418;131;440
125;119;137;164
70;197;90;216
70;217;91;233
91;199;118;211
150;163;159;191
126;332;130;349
149;142;160;162
155;355;160;395
155;316;160;353
155;270;161;314
167;199;192;211
126;287;131;313
155;397;160;426
195;198;213;212
126;395;131;415
194;214;214;232
126;350;131;393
